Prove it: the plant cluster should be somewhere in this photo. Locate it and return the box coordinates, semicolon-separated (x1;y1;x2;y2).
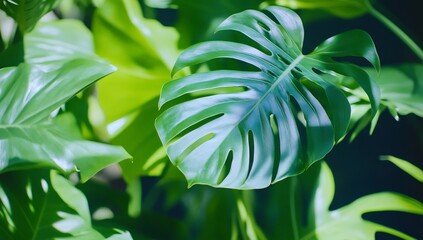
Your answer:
0;0;422;239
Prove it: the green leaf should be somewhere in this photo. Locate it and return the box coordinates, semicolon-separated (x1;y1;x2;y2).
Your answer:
380;155;423;182
25;19;102;71
262;0;371;19
0;62;130;182
334;64;423;140
304;162;423;240
367;64;423;117
0;170;133;239
92;0;180;122
156;6;380;189
0;0;59;33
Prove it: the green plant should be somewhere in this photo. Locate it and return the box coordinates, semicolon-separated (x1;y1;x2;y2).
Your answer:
0;0;422;239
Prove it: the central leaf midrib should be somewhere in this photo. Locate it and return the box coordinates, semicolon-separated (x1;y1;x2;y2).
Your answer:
235;53;304;128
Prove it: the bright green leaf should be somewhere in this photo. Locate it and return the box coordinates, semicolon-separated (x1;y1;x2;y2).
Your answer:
25;19;102;71
0;61;130;181
262;0;371;19
0;0;59;33
156;6;380;189
92;0;180;122
380;155;423;182
114;98;168;181
304;162;423;240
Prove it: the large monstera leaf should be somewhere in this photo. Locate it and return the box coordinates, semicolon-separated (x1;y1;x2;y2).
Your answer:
156;6;380;189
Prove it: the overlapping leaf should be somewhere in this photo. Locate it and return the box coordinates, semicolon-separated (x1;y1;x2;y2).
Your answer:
0;20;131;181
0;0;59;33
156;6;380;189
0;170;133;239
0;61;130;181
368;64;423;117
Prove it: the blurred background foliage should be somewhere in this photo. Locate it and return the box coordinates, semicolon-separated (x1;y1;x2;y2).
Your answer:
0;0;422;239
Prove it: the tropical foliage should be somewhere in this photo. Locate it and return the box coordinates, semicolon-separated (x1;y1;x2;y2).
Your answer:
0;0;422;239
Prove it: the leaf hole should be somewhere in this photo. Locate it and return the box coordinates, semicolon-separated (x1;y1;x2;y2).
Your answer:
270;114;281;182
265;70;278;80
171;113;224;143
246;130;255;179
276;54;290;66
217;150;234;184
257;20;271;32
312;67;324;75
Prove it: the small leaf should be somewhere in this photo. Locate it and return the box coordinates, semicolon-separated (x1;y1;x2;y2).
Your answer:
380;155;423;182
0;0;59;33
0;170;103;239
156;6;379;189
367;64;423;117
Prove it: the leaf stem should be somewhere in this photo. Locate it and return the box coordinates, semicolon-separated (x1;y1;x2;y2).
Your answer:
367;3;423;62
290;177;300;240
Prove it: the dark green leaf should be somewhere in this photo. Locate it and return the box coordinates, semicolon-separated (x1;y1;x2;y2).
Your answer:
156;6;379;189
0;0;59;33
0;170;133;239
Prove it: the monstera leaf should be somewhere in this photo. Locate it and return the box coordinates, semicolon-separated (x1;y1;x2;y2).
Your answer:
0;170;133;239
0;0;59;33
305;162;423;239
156;6;380;189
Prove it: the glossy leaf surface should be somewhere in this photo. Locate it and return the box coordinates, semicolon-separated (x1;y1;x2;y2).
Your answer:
145;0;263;47
25;20;101;71
0;0;59;33
157;6;380;189
305;162;423;239
0;170;133;239
0;62;130;181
